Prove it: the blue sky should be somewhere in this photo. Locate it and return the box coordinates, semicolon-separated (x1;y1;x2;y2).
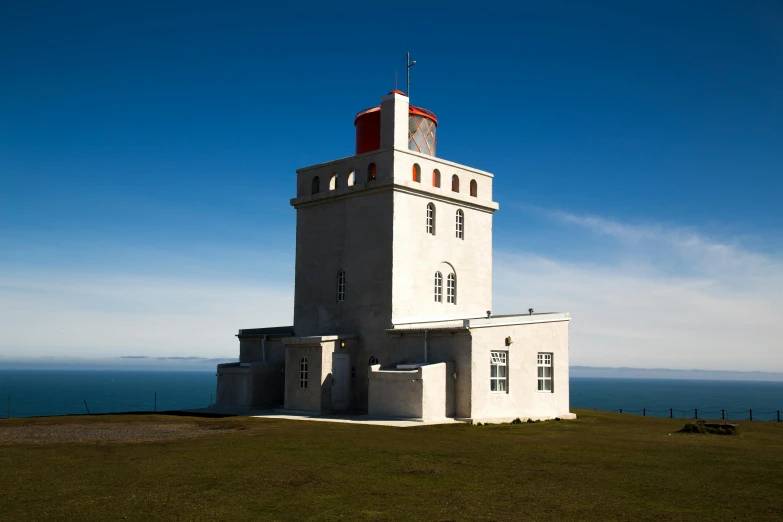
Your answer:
1;1;782;371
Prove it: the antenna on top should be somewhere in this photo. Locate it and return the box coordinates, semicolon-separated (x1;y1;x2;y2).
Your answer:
406;51;416;98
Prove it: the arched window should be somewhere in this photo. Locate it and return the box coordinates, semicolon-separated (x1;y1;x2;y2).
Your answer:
434;272;443;303
412;163;421;182
348;170;355;186
299;357;308;389
446;273;456;304
311;176;320;195
456;210;464;239
426;203;435;235
336;270;346;302
452;175;460;193
367;163;377;182
329;173;339;191
369;356;379;366
433;169;441;188
470;179;477;197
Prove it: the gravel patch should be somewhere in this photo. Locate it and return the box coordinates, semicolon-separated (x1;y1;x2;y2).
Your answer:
0;422;242;444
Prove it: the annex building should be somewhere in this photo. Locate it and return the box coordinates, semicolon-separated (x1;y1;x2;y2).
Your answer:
215;90;574;423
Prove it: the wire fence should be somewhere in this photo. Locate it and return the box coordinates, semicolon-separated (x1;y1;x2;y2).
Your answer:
3;393;215;419
611;408;782;422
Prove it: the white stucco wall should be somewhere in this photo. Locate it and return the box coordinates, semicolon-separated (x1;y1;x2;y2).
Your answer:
367;361;455;420
469;319;573;422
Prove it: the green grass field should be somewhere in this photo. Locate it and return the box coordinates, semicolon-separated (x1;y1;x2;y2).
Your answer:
1;410;782;521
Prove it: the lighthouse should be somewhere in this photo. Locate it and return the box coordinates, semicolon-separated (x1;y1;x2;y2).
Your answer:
215;90;574;423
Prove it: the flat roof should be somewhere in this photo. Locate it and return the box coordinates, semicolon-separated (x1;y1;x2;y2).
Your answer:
237;326;295;337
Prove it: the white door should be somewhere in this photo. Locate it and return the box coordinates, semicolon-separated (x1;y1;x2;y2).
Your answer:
331;353;351;411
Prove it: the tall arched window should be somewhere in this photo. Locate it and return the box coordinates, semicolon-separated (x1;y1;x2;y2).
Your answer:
452;175;460;193
329;173;339;191
456;210;464;239
433;169;441;188
426;203;435;235
446;273;456;304
311;176;320;194
299;357;308;389
347;170;356;186
367;163;377;182
369;356;379;366
434;272;443;302
336;270;346;302
412;163;421;182
470;179;477;197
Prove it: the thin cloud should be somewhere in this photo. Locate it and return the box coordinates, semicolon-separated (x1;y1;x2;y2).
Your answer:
494;209;783;372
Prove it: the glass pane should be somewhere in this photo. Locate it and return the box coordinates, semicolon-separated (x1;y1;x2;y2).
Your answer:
408;139;417;150
490;379;497;391
498;379;506;392
498;366;506;378
491;365;497;378
544;367;552;378
538;367;544;378
538;380;544;391
409;116;419;133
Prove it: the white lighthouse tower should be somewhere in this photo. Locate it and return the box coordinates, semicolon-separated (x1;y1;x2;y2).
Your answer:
215;90;574;423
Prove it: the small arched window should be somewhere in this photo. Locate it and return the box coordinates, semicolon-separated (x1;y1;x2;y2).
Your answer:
329;173;339;191
456;210;464;239
348;170;355;186
299;357;308;389
426;203;435;235
434;272;443;303
412;163;421;182
433;169;441;188
369;356;379;366
470;179;477;197
367;163;377;182
311;176;320;195
446;273;456;304
452;175;460;193
336;270;346;302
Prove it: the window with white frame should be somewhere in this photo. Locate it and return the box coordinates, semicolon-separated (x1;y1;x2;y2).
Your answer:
426;203;435;235
537;353;553;392
490;351;507;392
455;209;464;239
299;356;308;389
446;273;456;304
336;270;346;302
434;272;442;302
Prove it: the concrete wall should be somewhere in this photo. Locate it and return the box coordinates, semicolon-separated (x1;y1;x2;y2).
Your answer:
390;176;494;322
469;320;571;422
367;362;455;420
387;331;472;418
215;362;284;408
239;336;286;363
283;340;342;412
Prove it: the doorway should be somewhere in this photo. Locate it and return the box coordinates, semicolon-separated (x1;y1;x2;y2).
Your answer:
331;353;351;411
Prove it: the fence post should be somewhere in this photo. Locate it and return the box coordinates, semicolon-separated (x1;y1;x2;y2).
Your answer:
619;408;622;414
778;410;780;423
154;392;157;413
6;396;9;419
669;408;672;419
722;409;724;420
695;408;698;420
749;409;752;421
83;400;91;415
643;408;646;417
210;394;213;406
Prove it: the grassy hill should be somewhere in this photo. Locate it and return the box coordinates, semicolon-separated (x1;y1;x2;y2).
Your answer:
1;410;782;521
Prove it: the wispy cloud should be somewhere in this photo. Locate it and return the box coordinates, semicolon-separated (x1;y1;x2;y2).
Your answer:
494;209;783;372
0;271;293;357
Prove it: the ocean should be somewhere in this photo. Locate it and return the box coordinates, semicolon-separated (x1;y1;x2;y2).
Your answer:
0;370;781;420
